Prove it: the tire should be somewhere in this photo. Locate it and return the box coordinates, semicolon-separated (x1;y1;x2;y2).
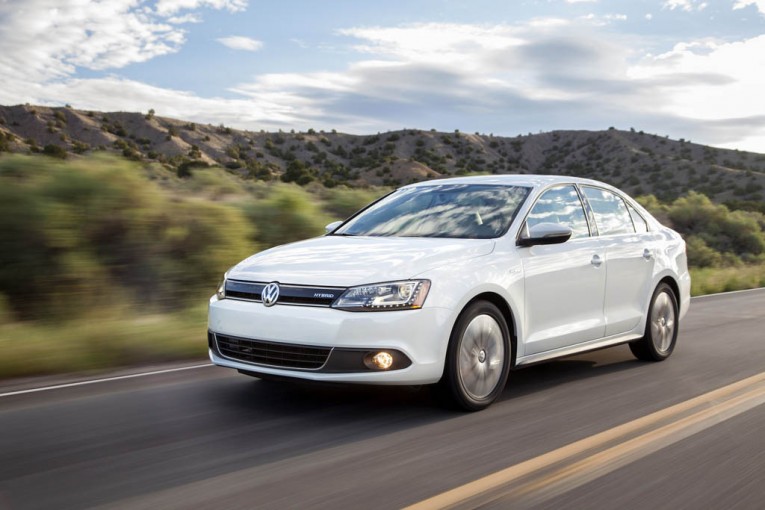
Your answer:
438;301;511;411
629;283;679;362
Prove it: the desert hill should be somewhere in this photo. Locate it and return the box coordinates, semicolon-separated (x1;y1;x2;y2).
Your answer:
1;104;763;203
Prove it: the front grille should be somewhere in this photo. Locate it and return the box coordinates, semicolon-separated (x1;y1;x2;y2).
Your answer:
214;333;332;370
225;280;345;307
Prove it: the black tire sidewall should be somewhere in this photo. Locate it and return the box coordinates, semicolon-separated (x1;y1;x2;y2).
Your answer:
443;301;511;411
642;283;679;360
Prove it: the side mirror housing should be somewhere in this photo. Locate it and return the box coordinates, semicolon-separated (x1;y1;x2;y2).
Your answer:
325;220;343;234
517;223;573;247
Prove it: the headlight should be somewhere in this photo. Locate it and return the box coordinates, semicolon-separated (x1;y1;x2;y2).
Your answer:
215;264;236;299
216;277;226;300
332;280;430;311
216;267;235;300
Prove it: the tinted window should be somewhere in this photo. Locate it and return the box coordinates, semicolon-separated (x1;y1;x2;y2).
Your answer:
582;187;635;235
335;184;530;238
627;204;648;233
526;185;590;239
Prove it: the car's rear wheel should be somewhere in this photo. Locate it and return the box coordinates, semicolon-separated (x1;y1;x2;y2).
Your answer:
629;283;678;361
439;301;511;411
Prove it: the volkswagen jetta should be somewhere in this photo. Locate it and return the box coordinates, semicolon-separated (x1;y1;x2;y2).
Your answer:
208;175;690;410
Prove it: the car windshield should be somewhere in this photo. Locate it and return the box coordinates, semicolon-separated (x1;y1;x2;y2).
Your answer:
333;184;531;239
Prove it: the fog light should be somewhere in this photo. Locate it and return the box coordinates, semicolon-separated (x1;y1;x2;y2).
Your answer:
371;351;394;370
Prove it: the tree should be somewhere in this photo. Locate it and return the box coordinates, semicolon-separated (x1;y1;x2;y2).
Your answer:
281;160;315;185
42;144;67;159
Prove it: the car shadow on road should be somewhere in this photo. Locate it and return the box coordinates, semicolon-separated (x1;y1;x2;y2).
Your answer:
194;344;647;475
214;344;643;416
500;344;643;402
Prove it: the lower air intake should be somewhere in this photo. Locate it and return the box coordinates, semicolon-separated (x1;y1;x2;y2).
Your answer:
214;333;331;370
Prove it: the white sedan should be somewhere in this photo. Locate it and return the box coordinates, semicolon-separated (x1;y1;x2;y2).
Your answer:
208;175;690;410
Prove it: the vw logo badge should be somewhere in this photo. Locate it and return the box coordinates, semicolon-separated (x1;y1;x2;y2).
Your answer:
261;282;280;307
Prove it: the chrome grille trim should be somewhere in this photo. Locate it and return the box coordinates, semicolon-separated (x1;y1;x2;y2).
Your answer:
225;280;346;307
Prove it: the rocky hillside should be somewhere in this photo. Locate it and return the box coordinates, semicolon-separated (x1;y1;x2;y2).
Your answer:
1;104;764;202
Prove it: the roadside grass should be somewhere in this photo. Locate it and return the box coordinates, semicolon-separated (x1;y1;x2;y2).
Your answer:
1;267;764;380
0;305;208;379
690;264;765;296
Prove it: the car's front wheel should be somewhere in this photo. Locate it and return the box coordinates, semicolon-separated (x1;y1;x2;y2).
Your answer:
630;283;678;361
439;301;511;411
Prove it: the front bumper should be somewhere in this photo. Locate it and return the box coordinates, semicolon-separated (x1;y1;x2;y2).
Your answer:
208;296;454;385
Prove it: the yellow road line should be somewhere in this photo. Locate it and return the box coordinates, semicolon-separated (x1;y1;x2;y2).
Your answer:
405;372;765;510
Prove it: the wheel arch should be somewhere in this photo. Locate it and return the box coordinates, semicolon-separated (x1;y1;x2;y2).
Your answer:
658;275;680;304
462;292;518;367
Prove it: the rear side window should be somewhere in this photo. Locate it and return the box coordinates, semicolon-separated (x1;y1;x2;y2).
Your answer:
527;185;590;239
627;204;649;233
582;187;635;236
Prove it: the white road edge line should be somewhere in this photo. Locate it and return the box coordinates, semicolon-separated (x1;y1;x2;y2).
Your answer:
692;287;765;300
0;363;214;398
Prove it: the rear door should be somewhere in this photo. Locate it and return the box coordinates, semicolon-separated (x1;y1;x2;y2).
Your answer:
580;186;656;337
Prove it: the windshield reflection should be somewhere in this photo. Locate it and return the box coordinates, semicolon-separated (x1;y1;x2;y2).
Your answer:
334;185;531;239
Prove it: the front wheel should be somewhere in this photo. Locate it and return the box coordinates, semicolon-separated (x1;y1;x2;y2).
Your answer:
629;283;679;362
438;301;511;411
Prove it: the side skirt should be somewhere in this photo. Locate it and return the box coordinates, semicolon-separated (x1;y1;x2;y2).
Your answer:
515;332;643;367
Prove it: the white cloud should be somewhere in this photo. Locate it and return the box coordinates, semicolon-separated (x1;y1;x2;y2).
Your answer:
154;0;247;16
580;13;628;25
0;0;182;83
167;13;203;24
565;0;598;3
222;21;765;150
229;22;639;130
628;35;765;122
338;23;526;68
0;0;251;85
663;0;693;11
662;0;707;11
32;76;301;127
733;0;765;14
0;0;254;120
217;36;264;52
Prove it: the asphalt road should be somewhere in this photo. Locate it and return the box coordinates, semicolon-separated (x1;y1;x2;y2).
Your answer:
1;289;764;510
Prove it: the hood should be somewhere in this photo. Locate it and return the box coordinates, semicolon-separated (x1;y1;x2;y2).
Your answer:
228;235;495;287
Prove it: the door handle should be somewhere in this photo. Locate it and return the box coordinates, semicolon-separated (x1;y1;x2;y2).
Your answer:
591;254;602;267
643;248;653;260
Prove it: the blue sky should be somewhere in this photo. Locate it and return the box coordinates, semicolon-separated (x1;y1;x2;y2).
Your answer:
1;0;764;151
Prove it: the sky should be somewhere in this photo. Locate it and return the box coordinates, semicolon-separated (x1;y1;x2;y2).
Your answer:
1;0;764;152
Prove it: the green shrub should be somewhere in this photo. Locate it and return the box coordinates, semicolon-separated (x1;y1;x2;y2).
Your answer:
0;154;254;318
243;185;330;248
639;192;765;267
323;186;387;220
667;192;764;261
685;236;723;268
42;144;67;159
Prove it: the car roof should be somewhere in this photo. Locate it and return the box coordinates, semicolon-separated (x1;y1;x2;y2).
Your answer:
403;174;611;190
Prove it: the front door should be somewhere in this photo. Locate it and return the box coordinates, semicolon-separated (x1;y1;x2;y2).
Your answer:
519;185;607;355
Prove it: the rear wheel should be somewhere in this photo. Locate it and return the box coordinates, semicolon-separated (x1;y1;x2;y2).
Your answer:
438;301;511;411
629;283;678;361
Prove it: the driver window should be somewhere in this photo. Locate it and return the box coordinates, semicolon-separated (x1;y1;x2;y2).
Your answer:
526;185;590;239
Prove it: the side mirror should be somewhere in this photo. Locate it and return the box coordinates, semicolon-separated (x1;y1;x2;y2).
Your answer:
517;222;573;247
325;220;343;234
